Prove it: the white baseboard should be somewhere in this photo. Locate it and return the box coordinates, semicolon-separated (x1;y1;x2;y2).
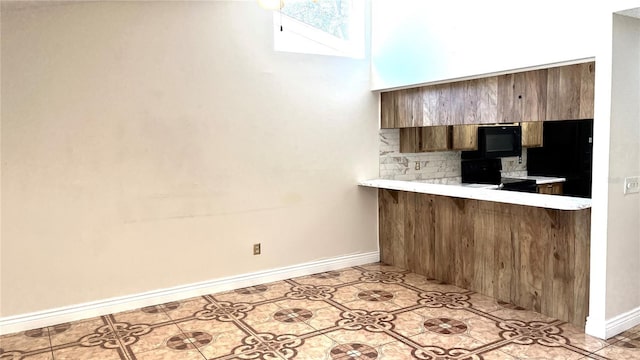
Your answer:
604;305;640;339
587;305;640;339
0;251;379;335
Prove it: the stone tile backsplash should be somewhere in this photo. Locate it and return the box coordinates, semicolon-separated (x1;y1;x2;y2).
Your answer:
379;129;527;181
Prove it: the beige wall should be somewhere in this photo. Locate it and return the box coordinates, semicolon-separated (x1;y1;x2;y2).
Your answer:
605;13;640;318
0;1;379;317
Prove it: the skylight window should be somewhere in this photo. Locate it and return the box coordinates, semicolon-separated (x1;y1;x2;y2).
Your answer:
273;0;365;58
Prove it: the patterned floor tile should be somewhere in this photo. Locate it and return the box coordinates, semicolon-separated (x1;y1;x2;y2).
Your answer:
132;347;206;360
498;341;589;360
0;327;51;356
280;334;336;360
161;296;211;321
356;264;407;273
304;304;344;331
408;325;485;351
557;322;608;353
354;282;422;308
334;286;401;313
117;322;185;354
323;328;398;348
477;348;521;359
5;262;621;360
48;317;115;347
52;345;125;360
403;279;470;295
490;307;557;324
247;315;317;338
465;292;502;313
255;281;295;301
212;286;270;304
0;352;54;360
592;344;640;359
173;320;249;359
376;340;418;359
110;306;175;330
292;268;364;287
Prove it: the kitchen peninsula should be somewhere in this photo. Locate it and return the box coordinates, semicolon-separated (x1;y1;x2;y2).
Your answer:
361;179;591;328
367;61;595;329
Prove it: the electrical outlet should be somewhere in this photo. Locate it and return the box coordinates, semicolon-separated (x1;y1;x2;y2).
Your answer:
415;161;421;170
624;176;639;194
253;243;261;255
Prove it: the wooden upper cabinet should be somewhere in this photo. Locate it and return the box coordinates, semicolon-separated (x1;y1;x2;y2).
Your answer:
399;126;451;152
497;70;547;123
451;124;479;150
521;121;543;148
380;62;594;129
380;88;423;128
546;62;595;120
464;77;498;124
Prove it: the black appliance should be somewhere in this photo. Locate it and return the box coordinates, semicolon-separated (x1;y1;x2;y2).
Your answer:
527;119;593;198
500;178;537;193
461;158;537;193
461;158;502;184
462;125;522;159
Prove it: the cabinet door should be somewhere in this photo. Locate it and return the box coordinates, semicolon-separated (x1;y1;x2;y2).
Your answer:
537;182;564;195
579;62;595;119
399;126;451;153
497;73;517;123
381;88;423;128
519;70;547;122
497;70;547;123
451;124;478;150
546;62;595;120
521;121;543;148
463;77;498;124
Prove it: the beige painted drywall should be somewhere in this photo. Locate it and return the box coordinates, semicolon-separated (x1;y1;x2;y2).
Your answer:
605;13;640;318
0;1;379;316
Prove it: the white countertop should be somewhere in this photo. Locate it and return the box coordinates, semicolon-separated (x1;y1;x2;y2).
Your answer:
359;179;591;211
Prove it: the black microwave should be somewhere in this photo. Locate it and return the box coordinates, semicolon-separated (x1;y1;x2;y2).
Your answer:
478;125;522;158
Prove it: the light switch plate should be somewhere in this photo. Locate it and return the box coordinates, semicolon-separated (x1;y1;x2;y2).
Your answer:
624;176;640;194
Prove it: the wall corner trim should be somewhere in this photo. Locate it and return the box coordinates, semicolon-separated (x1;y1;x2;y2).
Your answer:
0;251;380;335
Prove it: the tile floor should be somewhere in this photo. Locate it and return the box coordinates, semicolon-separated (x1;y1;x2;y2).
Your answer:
2;263;640;359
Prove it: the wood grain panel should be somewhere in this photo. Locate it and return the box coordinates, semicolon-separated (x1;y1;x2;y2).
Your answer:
546;64;582;120
521;121;543;148
422;86;439;126
380;92;395;128
399;126;451;153
497;73;517;123
520;70;548;122
451;124;479;150
579;62;596;119
413;194;436;277
395;88;424;127
477;77;499;124
378;190;591;328
436;83;452;125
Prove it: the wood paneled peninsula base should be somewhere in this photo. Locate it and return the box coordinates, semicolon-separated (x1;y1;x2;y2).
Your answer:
378;189;590;328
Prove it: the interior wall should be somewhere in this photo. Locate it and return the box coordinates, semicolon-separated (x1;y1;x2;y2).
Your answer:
370;0;600;90
0;1;379;317
605;13;640;318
